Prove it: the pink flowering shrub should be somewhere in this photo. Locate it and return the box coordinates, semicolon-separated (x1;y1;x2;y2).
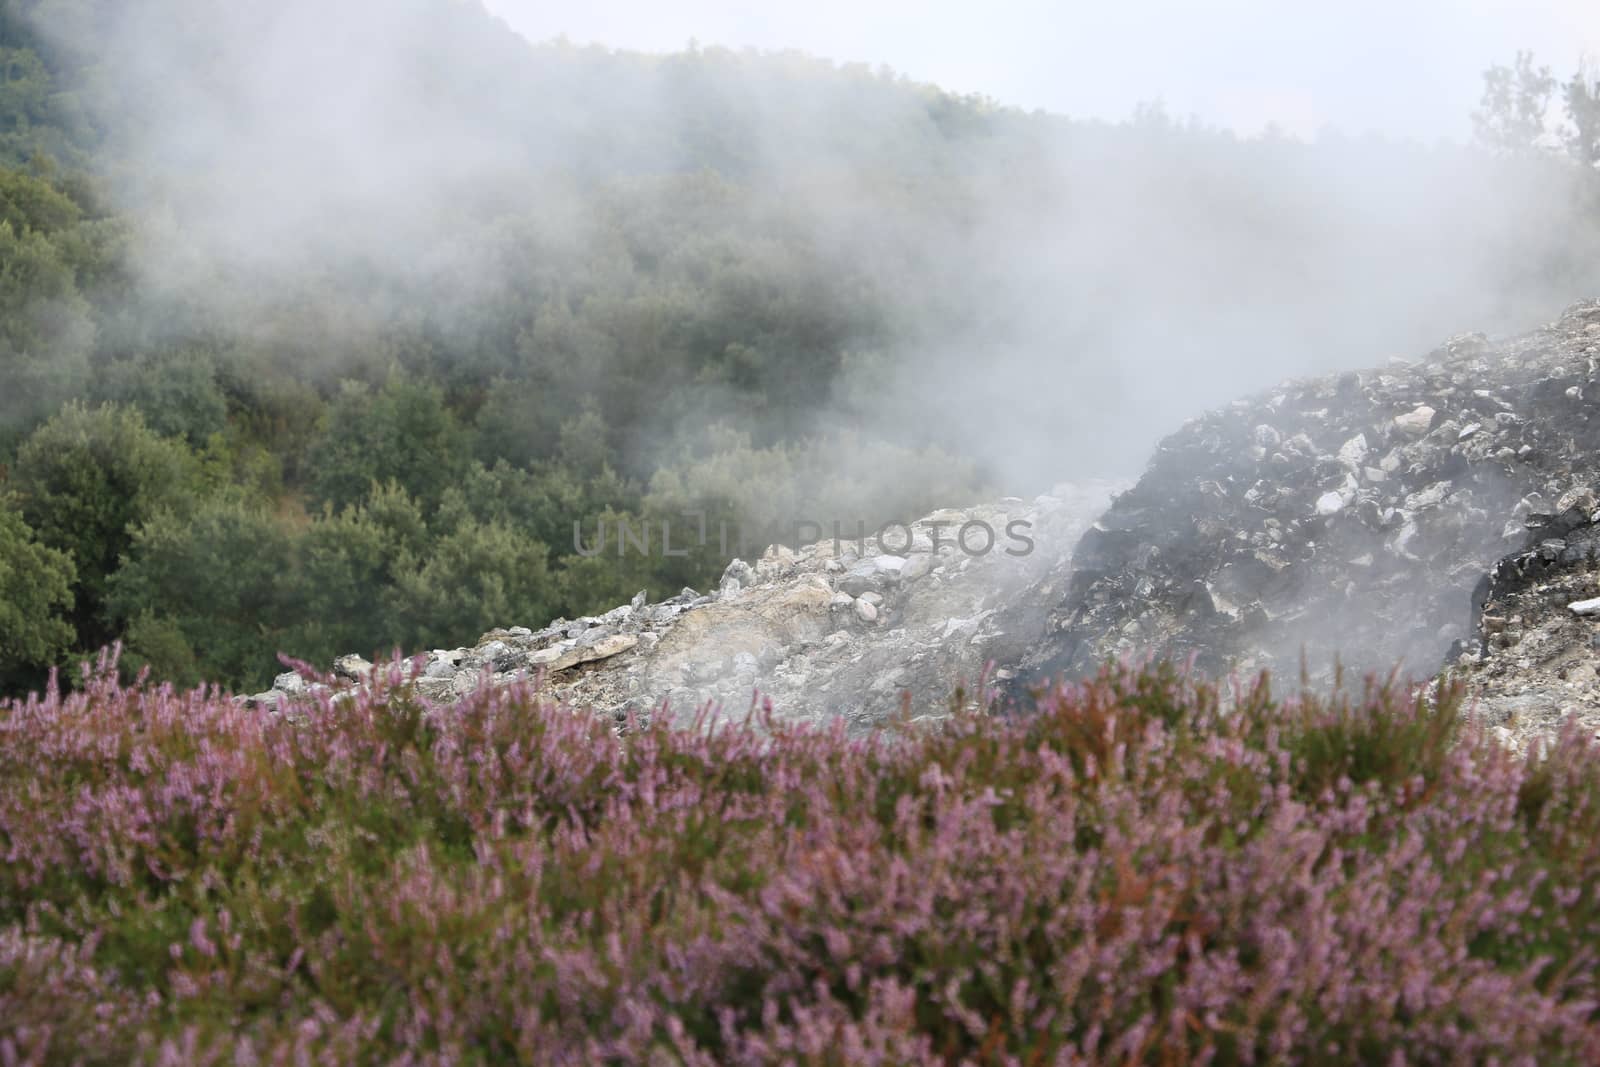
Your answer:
3;648;1600;1064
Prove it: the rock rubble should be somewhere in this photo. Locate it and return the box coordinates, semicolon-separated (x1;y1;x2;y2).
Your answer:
1023;299;1600;735
1444;487;1600;752
238;483;1121;732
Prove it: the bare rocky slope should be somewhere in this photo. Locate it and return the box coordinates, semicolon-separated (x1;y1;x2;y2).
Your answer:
1023;298;1600;749
247;300;1600;745
243;482;1125;732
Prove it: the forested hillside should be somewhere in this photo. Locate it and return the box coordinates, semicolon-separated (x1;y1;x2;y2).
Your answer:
1;0;1598;694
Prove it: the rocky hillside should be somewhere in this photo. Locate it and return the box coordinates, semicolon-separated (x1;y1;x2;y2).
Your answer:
1026;298;1600;747
241;482;1123;731
248;301;1600;745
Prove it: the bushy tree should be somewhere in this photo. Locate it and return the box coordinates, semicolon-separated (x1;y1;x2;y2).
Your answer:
306;372;469;514
0;164;81;234
384;519;554;651
0;495;75;689
0;218;93;445
94;348;229;445
1565;65;1600;167
10;402;202;647
107;497;294;690
276;482;430;666
1474;51;1557;154
1476;52;1600;169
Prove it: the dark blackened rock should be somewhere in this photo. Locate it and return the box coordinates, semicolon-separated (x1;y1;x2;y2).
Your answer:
1022;298;1600;690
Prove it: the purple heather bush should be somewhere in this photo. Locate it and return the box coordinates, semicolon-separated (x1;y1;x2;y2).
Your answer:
4;648;1600;1064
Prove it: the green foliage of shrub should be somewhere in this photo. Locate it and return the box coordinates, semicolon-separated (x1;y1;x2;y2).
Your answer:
106;497;295;686
0;495;74;687
93;347;229;445
306;372;471;515
10;402;202;647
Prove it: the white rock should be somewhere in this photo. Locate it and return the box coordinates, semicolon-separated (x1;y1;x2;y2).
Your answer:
853;598;879;623
1336;433;1368;468
1315;491;1346;516
1568;598;1600;617
1393;405;1436;437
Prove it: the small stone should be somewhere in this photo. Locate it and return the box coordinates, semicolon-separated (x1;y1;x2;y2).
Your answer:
720;559;756;595
1568;598;1600;617
529;645;577;670
477;640;516;669
273;671;307;695
1315;491;1346;517
1393;405;1436;437
332;655;372;682
853;598;879;623
583;634;639;662
575;627;615;648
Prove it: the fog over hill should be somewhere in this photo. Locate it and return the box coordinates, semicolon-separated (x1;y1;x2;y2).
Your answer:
3;0;1600;692
25;0;1600;479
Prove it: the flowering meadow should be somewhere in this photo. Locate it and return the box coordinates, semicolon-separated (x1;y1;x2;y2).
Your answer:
4;651;1600;1064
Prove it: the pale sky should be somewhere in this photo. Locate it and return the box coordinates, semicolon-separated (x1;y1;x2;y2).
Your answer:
481;0;1600;140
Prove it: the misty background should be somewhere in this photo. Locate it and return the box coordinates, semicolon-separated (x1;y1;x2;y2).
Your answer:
1;0;1599;692
483;0;1600;141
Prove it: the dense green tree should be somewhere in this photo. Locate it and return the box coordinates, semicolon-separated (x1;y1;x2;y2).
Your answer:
0;217;93;444
276;483;430;666
306;372;470;514
384;519;554;652
117;612;204;691
0;495;75;689
94;348;229;445
471;377;565;469
10;402;202;647
0;164;80;234
436;459;590;551
107;498;294;690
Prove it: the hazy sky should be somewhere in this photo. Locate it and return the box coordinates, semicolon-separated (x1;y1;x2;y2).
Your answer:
482;0;1600;140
